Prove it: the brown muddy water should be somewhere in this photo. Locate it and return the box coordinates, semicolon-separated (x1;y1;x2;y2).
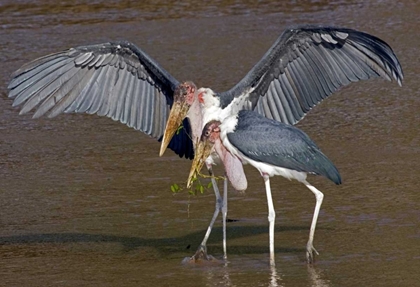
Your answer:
0;1;419;286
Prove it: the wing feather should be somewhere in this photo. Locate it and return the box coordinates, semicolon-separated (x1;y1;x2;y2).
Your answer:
8;41;193;159
218;26;403;125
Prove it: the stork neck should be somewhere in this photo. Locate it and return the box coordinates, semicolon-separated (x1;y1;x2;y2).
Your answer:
203;93;249;127
214;135;248;192
218;113;240;158
214;138;228;160
220;113;239;136
201;104;223;126
187;96;203;148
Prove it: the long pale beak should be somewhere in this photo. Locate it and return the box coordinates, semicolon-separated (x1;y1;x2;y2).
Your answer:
187;138;214;188
159;101;189;156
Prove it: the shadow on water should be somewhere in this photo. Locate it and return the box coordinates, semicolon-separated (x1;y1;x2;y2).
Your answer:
0;229;334;287
0;223;322;255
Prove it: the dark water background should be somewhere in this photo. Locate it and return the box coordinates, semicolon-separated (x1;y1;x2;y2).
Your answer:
0;1;419;286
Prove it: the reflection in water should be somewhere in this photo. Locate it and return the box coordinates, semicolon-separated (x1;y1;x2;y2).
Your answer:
197;261;331;287
307;266;330;287
200;261;285;287
221;262;232;287
220;262;232;287
269;264;283;287
201;262;232;287
268;262;330;287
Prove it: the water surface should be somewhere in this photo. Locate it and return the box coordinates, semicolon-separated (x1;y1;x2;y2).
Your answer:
0;1;419;286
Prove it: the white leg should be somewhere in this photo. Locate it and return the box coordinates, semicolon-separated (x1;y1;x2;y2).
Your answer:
200;167;222;247
303;180;324;264
192;165;222;260
264;174;276;266
222;174;228;259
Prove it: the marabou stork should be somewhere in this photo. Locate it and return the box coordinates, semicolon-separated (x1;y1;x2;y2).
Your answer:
187;110;341;265
160;26;402;260
7;25;403;262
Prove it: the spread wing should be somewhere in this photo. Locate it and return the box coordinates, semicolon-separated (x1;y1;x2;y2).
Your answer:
8;41;194;159
218;25;403;125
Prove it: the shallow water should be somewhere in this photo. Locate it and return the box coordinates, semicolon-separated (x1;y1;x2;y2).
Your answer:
0;1;419;286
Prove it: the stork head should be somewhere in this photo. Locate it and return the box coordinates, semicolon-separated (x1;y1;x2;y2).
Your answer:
159;81;197;156
187;120;221;188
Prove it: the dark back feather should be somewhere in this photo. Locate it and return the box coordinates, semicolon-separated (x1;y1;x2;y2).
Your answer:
228;110;341;184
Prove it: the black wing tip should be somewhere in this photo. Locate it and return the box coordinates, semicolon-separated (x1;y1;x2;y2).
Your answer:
159;118;194;160
281;24;404;86
316;158;342;185
328;167;342;185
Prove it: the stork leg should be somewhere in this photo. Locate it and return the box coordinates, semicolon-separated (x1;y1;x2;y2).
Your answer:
222;173;228;259
190;165;224;262
303;180;324;264
263;174;276;266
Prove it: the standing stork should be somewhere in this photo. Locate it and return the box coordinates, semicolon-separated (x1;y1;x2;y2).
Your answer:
160;26;402;260
8;25;402;262
188;110;341;265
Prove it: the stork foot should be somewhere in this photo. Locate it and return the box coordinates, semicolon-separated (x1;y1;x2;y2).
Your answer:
182;245;220;264
306;242;319;264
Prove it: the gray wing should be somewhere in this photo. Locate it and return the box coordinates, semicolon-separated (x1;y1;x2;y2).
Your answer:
227;110;341;184
218;25;404;125
8;41;194;159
